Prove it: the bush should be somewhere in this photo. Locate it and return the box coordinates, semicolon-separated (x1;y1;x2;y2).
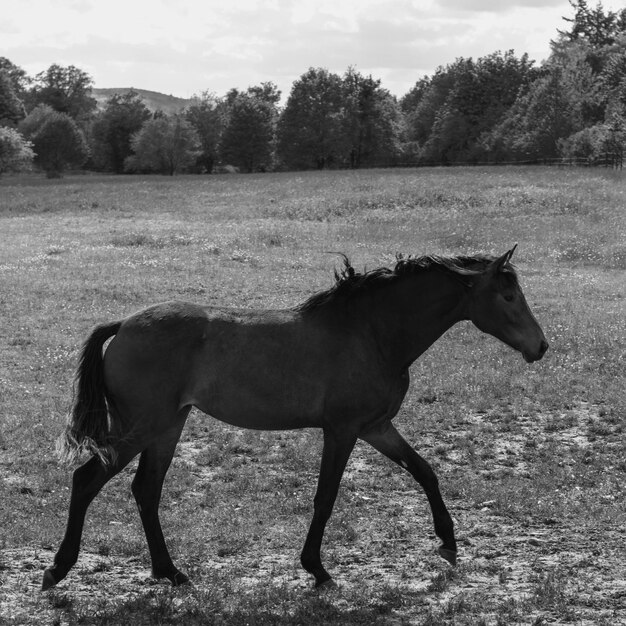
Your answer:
20;106;89;177
0;126;34;175
125;115;201;175
33;113;88;177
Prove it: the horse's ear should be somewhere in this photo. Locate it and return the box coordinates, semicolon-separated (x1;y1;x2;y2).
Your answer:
491;244;517;273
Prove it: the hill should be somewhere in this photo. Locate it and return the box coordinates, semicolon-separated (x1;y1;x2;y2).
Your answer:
92;88;192;114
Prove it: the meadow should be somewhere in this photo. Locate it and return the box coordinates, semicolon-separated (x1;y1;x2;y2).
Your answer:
0;166;624;625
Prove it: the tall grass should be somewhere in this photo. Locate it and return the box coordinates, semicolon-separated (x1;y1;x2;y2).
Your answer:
0;166;624;625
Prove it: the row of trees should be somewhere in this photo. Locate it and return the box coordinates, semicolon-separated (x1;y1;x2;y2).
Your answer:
0;61;403;176
402;0;626;165
1;0;625;177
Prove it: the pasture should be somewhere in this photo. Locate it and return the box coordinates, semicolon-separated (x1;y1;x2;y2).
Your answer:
0;166;624;625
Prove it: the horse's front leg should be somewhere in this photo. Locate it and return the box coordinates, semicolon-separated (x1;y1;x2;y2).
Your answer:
361;422;457;565
300;429;356;587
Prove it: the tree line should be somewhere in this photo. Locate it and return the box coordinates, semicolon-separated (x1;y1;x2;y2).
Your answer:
1;0;625;177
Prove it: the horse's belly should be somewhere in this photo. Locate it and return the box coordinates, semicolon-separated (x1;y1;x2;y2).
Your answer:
206;410;317;431
194;398;322;430
188;373;325;430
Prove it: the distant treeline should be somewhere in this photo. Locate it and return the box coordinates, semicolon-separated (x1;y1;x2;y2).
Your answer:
1;0;625;177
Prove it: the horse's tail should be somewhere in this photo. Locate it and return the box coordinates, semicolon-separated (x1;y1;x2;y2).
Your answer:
57;321;122;467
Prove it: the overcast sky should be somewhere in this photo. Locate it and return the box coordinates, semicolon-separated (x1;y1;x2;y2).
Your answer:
2;0;624;101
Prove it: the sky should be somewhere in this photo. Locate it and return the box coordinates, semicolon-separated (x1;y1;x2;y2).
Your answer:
2;0;625;101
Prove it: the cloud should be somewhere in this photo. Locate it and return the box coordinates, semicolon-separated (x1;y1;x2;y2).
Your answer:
7;0;623;99
436;0;565;11
0;16;19;35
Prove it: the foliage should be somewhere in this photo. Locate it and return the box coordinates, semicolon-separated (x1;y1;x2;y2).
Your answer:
557;125;602;160
125;114;201;175
19;104;89;177
560;113;626;164
277;68;404;170
18;103;55;138
485;11;626;163
0;126;34;174
342;67;403;167
0;56;30;99
278;67;346;169
245;81;282;106
557;0;626;47
0;70;25;126
402;73;455;151
402;51;538;164
219;86;278;172
185;91;225;173
91;90;151;173
28;63;97;121
484;69;581;161
24;109;89;177
397;3;626;166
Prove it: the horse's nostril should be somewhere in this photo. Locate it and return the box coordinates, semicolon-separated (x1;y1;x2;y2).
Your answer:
540;340;549;355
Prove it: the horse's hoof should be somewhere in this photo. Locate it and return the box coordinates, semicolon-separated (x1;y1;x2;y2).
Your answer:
172;571;190;586
41;568;58;591
437;547;457;566
316;578;338;591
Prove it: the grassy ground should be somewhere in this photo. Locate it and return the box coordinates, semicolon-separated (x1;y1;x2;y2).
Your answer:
0;167;624;625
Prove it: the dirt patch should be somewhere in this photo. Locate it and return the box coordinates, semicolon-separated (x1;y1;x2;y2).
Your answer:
1;403;625;624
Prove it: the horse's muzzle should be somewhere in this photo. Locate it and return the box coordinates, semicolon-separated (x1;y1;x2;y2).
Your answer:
523;340;549;363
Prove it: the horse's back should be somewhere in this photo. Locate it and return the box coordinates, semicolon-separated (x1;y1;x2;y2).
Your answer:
101;301;328;428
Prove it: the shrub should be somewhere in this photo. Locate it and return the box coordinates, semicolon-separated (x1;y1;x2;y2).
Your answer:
0;126;34;175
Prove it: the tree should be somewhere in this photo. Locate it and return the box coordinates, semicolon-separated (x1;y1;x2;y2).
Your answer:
601;112;626;166
486;10;626;164
0;127;34;175
219;92;275;172
91;90;151;172
601;47;626;99
18;104;55;138
246;81;281;106
401;70;456;150
0;57;28;126
0;57;30;99
125;115;201;175
342;68;402;167
185;91;226;173
0;71;25;126
29;64;97;120
402;51;537;164
558;0;626;47
595;40;626;121
485;69;580;161
278;68;345;169
559;113;626;166
24;110;89;177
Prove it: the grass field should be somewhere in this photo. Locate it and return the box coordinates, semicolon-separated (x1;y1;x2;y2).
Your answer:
0;166;625;625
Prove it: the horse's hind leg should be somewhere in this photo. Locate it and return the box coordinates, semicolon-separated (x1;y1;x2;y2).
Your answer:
300;430;356;587
131;411;189;585
42;446;140;590
361;422;457;565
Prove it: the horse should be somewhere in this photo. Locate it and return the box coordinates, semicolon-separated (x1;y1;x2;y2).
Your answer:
42;247;548;590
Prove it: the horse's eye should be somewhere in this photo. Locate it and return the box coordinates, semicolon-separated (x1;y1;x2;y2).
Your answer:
504;294;514;302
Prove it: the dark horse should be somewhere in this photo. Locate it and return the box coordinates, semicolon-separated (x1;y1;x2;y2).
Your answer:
43;247;547;590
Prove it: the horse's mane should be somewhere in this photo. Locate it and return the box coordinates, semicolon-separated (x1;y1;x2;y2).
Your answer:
295;253;517;313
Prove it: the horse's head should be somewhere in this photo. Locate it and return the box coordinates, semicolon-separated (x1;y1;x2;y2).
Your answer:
468;246;548;363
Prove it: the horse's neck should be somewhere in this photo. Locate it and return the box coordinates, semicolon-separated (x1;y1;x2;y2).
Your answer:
368;271;468;371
